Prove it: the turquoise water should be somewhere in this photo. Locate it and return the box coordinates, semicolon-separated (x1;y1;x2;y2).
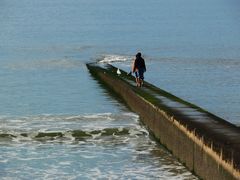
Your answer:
0;0;239;179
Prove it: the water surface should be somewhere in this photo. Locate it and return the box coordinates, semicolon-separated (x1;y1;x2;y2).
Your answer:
1;0;240;179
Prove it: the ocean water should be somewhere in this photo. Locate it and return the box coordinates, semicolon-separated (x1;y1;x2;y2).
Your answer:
0;0;239;179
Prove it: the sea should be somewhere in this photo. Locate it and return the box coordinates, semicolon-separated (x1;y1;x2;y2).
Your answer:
0;0;239;179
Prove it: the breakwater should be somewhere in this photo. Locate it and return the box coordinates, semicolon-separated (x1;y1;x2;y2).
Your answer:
87;63;240;180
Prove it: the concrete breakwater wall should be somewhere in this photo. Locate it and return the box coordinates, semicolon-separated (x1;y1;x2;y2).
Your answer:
86;63;240;180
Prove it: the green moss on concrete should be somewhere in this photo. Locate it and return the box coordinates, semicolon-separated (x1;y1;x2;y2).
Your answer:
107;64;208;112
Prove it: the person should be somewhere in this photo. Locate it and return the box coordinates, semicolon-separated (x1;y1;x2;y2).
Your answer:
132;52;146;87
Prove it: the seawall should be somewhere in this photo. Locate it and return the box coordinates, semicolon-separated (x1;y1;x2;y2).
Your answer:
86;63;240;180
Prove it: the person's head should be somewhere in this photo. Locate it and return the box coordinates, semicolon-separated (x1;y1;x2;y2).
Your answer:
136;52;141;58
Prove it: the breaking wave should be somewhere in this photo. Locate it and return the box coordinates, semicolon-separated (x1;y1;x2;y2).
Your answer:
0;114;197;179
97;54;132;63
0;112;147;142
0;127;148;142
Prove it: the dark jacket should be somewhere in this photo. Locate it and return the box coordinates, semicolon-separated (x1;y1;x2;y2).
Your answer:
134;57;146;72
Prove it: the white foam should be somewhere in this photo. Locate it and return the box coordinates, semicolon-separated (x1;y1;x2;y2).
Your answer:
80;155;97;159
91;132;102;139
59;161;71;165
118;127;124;132
0;112;144;144
0;159;8;163
98;54;132;63
83;112;112;119
129;128;144;136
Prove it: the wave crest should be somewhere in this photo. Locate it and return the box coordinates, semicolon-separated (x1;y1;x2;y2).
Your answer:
0;127;148;142
0;112;145;142
98;54;132;63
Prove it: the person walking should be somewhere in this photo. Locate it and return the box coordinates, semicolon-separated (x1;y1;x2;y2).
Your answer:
132;52;146;87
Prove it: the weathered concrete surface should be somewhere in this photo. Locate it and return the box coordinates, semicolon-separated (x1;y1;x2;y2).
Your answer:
87;63;240;180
